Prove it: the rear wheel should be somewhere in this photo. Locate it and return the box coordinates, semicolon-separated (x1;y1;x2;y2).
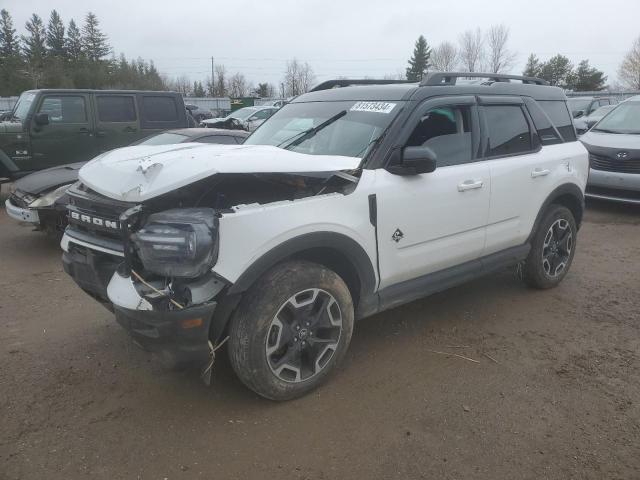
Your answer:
523;205;577;289
228;260;354;401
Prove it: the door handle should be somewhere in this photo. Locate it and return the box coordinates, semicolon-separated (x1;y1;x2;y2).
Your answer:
124;126;138;133
95;130;106;138
531;168;551;178
457;179;484;192
78;128;91;135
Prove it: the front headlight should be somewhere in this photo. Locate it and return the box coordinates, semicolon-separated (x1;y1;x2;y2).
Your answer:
131;208;218;278
29;184;71;208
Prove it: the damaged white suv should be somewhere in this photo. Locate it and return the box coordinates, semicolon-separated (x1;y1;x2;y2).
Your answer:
62;74;588;400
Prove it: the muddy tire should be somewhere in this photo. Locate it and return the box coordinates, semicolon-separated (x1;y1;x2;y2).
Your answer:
523;205;577;289
228;260;354;401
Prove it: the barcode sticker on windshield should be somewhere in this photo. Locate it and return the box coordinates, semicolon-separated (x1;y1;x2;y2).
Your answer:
350;102;397;114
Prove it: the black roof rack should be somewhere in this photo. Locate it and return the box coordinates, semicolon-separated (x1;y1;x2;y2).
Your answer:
310;79;412;92
421;72;549;86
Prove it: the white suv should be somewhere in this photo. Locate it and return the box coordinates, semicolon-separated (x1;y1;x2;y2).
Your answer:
61;73;588;400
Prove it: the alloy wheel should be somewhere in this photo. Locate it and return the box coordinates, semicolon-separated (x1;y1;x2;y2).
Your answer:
542;218;573;278
265;288;342;383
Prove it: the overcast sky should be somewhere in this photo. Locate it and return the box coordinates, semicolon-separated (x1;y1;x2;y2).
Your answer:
4;0;638;88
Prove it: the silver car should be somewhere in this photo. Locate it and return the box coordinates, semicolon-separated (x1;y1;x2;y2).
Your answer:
200;106;278;132
580;96;640;204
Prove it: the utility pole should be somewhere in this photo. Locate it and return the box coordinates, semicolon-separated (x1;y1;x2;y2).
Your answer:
211;57;216;97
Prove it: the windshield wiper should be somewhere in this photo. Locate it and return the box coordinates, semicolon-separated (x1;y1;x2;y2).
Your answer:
278;110;347;150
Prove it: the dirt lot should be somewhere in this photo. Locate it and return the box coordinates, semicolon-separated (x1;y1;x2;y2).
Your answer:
1;185;639;480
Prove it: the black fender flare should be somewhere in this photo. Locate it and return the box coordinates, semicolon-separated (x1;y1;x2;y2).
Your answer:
527;183;585;244
209;232;379;342
227;231;378;300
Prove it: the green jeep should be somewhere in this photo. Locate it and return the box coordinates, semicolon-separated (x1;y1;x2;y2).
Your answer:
0;89;189;182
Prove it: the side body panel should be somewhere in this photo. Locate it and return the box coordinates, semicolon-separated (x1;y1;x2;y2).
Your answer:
373;166;490;290
211;170;379;287
485;142;588;255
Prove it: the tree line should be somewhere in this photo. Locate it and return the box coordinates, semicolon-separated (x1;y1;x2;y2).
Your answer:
404;27;640;91
0;9;165;96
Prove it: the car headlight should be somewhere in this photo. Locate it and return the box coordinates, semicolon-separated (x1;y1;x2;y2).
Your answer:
29;184;71;208
131;208;218;278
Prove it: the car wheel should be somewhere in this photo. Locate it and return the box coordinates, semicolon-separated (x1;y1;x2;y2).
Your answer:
228;260;354;401
523;205;577;289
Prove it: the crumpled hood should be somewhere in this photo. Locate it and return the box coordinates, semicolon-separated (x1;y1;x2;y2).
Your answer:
79;143;360;202
14;161;85;194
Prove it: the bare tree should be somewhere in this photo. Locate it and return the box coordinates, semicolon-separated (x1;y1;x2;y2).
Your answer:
618;35;640;90
486;24;517;73
458;28;484;73
383;71;405;80
283;58;316;96
431;42;458;71
226;72;248;97
215;64;227;97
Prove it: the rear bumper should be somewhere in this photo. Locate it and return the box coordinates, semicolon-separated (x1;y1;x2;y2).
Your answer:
586;168;640;204
5;198;39;224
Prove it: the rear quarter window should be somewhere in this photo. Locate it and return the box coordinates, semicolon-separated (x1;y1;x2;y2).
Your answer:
524;98;562;146
538;100;577;142
142;96;179;122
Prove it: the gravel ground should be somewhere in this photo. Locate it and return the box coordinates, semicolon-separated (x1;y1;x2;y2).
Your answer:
1;184;639;480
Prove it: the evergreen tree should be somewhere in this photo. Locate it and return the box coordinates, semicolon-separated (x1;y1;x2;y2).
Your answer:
406;35;432;81
65;19;83;61
0;9;27;96
539;54;573;88
81;12;110;61
193;81;206;97
22;14;47;88
0;9;19;56
522;54;542;78
567;60;606;91
46;10;66;57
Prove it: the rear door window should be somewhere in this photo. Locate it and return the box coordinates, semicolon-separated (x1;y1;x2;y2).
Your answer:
524;98;562;145
483;105;532;157
538;100;577;142
97;96;137;122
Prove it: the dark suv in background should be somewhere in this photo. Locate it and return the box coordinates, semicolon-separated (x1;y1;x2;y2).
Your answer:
0;89;189;182
567;96;618;119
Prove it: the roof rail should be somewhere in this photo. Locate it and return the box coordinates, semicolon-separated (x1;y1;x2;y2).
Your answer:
421;72;549;86
310;79;412;92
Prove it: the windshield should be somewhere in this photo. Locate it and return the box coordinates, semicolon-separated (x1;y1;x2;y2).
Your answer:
592;102;640;134
227;108;256;121
11;92;37;121
591;105;615;118
244;100;403;158
567;99;591;116
137;132;189;145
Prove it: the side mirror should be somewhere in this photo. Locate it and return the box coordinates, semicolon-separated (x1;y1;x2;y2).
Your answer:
574;110;584;119
387;146;437;176
34;112;50;126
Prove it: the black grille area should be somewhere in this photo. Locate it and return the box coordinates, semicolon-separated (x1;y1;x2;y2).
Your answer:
66;184;133;244
589;153;640;174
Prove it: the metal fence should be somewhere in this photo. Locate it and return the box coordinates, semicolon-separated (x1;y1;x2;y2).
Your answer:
565;91;640;101
0;96;19;111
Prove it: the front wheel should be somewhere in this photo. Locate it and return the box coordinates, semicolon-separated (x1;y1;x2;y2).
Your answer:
227;260;354;401
523;205;577;289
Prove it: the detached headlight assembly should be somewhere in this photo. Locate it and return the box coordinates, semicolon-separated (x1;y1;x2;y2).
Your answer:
29;184;71;208
131;208;218;279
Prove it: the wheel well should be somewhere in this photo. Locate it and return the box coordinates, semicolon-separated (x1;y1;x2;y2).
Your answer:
552;193;584;228
291;247;362;309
